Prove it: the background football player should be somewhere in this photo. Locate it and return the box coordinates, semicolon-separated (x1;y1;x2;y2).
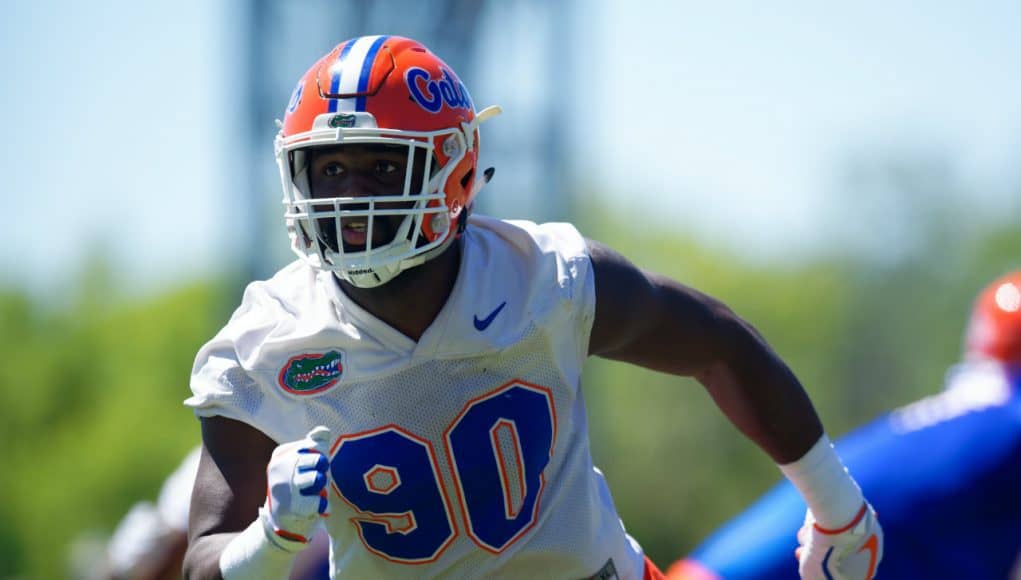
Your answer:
667;270;1021;580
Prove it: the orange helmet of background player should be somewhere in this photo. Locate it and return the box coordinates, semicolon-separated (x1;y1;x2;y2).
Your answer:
964;270;1021;366
274;35;501;288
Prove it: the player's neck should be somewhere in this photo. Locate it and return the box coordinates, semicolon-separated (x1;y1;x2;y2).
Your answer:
335;239;462;342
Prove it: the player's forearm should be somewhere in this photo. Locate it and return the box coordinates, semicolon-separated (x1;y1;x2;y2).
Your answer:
695;316;870;531
694;316;823;463
185;522;301;580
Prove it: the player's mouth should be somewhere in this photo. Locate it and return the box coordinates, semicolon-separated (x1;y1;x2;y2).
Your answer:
339;217;400;251
341;220;369;247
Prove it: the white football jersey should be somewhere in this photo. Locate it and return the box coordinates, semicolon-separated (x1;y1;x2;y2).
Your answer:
186;216;646;579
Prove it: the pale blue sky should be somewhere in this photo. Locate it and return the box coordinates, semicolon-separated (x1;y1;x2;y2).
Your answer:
583;1;1021;256
2;0;237;295
3;1;1020;296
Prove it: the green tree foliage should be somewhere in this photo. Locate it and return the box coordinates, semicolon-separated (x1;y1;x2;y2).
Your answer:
0;276;226;579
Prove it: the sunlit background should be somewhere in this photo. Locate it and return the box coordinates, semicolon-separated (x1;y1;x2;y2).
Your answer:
2;1;1019;577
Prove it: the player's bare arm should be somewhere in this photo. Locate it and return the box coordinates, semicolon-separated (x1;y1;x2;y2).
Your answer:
588;240;883;579
183;417;276;580
586;239;822;463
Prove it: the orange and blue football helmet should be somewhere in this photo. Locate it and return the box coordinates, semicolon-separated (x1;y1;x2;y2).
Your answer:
964;269;1021;366
275;35;501;287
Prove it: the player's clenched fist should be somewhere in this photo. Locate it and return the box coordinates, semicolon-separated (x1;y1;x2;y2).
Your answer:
260;426;333;547
797;503;883;580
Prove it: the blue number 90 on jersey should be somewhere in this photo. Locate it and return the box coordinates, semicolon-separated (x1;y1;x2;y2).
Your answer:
329;381;556;563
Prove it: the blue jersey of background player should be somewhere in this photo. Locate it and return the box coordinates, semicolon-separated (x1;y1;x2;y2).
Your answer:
668;270;1021;580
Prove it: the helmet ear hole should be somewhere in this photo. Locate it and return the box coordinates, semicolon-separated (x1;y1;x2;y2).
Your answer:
460;168;474;190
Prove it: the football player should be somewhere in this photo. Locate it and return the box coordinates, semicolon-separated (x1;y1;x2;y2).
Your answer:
183;36;882;579
667;270;1021;580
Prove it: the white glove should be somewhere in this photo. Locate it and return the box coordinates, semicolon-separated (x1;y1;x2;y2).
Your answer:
259;426;332;549
797;502;883;580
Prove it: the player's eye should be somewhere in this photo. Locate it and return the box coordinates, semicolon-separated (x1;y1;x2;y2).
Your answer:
375;160;400;177
322;162;345;177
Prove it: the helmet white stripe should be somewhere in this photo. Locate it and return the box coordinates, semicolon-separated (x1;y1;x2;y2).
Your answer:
332;35;386;113
326;40;356;114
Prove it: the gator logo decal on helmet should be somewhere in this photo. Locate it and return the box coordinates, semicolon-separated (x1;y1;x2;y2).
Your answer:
327;113;357;128
278;351;345;394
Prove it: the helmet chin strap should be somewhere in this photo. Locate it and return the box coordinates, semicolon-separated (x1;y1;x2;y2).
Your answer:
470;167;496;199
338;227;460;289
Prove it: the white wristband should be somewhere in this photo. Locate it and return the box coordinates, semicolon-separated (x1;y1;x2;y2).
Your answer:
778;435;864;529
219;509;304;580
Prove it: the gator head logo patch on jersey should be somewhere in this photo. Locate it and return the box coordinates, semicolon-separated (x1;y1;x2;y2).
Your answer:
278;351;345;394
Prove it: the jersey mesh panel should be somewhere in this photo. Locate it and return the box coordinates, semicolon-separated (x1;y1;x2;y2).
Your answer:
222;366;264;416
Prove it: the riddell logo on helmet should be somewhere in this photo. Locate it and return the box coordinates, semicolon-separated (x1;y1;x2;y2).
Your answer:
405;67;473;114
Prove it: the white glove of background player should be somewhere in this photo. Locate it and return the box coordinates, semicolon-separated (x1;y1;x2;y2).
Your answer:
797;502;883;580
259;426;332;549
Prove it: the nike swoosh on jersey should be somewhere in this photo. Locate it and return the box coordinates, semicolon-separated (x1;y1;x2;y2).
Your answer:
473;301;507;331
